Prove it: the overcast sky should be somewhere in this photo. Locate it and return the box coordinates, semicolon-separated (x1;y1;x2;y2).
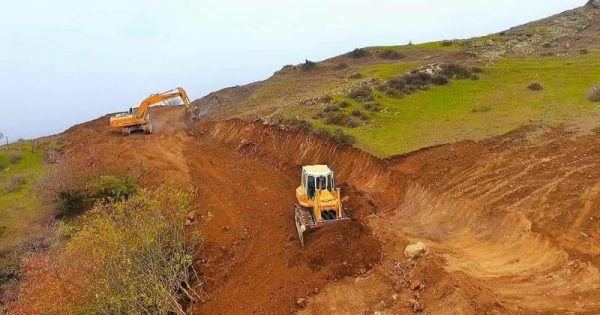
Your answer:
0;0;585;140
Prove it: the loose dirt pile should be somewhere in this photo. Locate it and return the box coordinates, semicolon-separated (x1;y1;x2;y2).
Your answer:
56;107;600;314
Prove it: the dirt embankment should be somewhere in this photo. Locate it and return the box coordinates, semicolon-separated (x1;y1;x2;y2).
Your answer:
195;119;600;314
55;107;600;314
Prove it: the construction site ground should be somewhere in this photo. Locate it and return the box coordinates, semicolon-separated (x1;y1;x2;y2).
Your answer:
62;106;600;314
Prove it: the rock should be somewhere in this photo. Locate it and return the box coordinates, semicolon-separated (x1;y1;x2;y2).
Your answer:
296;297;307;308
185;211;198;226
408;298;423;312
404;242;427;259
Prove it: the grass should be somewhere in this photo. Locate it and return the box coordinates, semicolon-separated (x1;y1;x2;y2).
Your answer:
0;141;49;249
360;62;417;80
314;53;600;157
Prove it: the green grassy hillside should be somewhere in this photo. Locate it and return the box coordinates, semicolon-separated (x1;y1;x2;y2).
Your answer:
191;2;600;157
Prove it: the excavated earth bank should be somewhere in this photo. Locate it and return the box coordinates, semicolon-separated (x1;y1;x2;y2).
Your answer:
62;107;600;314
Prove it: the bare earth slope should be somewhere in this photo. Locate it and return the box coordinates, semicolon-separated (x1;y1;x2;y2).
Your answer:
58;106;600;314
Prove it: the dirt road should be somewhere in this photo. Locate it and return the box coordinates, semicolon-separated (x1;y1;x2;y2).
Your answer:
62;107;600;314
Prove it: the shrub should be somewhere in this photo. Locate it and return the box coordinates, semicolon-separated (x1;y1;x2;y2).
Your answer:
334;63;349;70
301;59;317;71
57;189;87;217
325;112;360;128
323;104;340;113
337;101;351;108
348;72;362;79
588;85;600;102
318;95;333;103
471;105;492;113
363;102;383;113
471;66;484;73
349;86;373;102
351;110;370;120
470;74;480;80
379;49;404;60
11;186;201;315
316;129;356;145
5;175;26;194
440;40;454;46
283;118;314;133
440;63;472;79
8;151;23;164
579;49;589;55
431;74;449;85
349;48;367;58
527;83;543;91
89;175;137;201
387;77;406;90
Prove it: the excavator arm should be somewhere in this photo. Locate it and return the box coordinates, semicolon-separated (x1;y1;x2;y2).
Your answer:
134;87;190;118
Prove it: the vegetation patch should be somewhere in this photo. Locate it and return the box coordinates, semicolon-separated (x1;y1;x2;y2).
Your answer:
349;48;367;58
11;185;202;315
349;86;374;102
379;49;404;60
316;128;356;145
588;85;600;102
528;83;544;91
301;59;317;71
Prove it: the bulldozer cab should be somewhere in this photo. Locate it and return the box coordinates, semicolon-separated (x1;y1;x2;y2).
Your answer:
302;165;335;200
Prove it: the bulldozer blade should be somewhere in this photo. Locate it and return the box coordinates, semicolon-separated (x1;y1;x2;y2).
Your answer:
294;205;307;249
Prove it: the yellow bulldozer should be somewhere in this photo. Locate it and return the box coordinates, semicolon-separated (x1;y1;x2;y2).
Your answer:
295;165;348;249
109;87;191;135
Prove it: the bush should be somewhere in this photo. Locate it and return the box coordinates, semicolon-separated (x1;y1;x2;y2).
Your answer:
5;175;26;194
363;102;383;113
527;83;543;91
440;40;454;47
337;101;351;108
348;72;362;79
351;110;370;120
588;85;600;102
318;95;333;103
323;104;340;113
348;86;373;102
471;105;492;113
349;48;367;58
334;63;349;70
440;63;472;79
325;112;360;128
379;49;404;60
7;151;23;164
431;74;449;85
283;118;314;133
89;175;137;201
57;189;87;217
316;129;356;145
301;59;317;71
471;66;484;73
11;186;201;315
579;49;589;55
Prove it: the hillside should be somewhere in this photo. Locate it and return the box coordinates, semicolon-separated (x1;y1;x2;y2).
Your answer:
3;2;600;315
191;1;600;156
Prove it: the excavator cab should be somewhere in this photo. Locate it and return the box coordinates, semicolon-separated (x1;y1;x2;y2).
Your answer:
294;165;348;249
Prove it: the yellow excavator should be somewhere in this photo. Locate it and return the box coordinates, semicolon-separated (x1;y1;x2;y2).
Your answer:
109;87;191;135
295;165;349;249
